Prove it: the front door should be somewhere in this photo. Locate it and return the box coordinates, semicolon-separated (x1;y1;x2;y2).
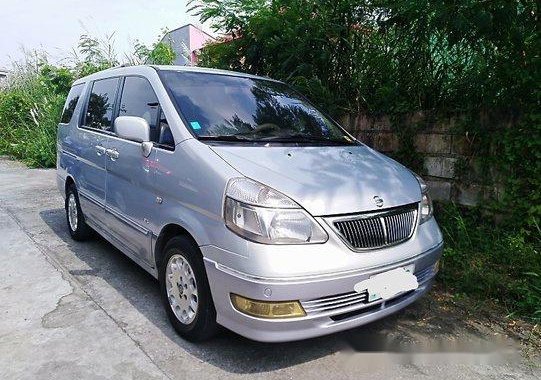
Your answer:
103;76;162;265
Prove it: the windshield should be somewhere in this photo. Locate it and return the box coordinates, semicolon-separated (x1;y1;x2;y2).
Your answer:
159;71;356;145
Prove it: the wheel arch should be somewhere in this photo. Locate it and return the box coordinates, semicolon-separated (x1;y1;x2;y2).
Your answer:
65;175;75;194
154;223;200;269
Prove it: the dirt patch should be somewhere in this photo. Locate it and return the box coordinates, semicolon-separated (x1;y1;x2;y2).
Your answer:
397;284;540;363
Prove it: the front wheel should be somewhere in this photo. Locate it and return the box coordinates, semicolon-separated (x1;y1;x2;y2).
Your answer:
159;236;218;342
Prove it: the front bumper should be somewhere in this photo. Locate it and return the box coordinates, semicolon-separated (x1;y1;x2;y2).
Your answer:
204;242;443;342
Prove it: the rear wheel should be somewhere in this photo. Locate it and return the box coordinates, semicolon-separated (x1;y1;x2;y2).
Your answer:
65;184;93;241
159;236;218;342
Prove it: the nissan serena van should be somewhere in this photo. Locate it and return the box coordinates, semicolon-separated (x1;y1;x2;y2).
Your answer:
57;65;443;342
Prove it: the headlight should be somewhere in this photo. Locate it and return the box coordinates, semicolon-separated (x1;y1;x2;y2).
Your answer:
224;178;328;244
412;173;433;224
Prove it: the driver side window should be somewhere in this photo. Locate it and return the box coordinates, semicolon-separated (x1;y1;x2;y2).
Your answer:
157;110;175;149
118;76;175;149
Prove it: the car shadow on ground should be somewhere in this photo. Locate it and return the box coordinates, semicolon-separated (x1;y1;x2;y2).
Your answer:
38;207;486;374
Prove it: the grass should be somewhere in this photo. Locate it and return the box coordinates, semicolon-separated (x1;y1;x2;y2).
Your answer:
436;202;541;322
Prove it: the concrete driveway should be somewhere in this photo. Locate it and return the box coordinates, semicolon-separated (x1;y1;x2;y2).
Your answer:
0;157;539;379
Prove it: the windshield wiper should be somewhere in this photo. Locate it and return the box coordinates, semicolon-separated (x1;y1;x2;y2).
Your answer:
198;135;256;142
259;134;352;144
198;133;355;145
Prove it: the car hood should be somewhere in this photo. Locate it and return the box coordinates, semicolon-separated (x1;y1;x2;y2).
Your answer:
210;144;421;216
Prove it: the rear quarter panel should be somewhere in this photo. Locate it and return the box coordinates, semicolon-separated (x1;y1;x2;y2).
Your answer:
56;82;90;197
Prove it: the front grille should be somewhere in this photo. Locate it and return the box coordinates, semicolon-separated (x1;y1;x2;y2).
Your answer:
301;263;436;317
333;204;418;249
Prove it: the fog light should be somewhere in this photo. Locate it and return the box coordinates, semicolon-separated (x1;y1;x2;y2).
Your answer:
230;294;306;319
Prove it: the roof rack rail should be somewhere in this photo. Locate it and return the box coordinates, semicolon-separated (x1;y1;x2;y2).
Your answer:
107;63;133;70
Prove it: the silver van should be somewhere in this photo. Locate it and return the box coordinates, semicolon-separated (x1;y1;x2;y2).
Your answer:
57;65;443;342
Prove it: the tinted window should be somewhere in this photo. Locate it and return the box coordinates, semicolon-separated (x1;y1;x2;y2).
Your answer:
159;71;355;145
85;78;119;131
60;84;83;123
118;77;160;141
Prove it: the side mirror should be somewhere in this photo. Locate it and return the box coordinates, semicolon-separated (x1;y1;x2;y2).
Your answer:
114;116;153;157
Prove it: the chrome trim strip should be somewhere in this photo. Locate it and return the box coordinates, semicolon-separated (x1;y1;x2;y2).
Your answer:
61;149;78;160
105;205;150;235
78;188;149;235
205;241;443;284
78;189;105;208
85;217;158;278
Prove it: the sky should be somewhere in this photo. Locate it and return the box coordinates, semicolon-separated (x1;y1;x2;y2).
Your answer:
0;0;213;69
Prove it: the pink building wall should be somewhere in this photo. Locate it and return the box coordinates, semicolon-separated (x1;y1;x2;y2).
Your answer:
188;25;214;64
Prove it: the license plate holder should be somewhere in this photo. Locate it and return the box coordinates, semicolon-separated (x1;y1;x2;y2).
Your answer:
354;265;418;302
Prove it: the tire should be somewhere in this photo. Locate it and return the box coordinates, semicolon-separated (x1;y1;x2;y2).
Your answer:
65;183;93;241
159;235;218;342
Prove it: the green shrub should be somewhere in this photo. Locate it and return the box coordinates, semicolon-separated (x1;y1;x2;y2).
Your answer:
437;203;541;321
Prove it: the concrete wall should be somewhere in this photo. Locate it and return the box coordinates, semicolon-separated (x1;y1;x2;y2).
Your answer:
162;25;214;66
339;112;486;206
162;27;191;65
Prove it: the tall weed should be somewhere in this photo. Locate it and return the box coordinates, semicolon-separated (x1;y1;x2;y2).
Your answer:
0;60;67;167
0;33;176;167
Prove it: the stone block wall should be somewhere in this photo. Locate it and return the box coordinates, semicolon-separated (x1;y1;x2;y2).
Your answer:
339;113;484;205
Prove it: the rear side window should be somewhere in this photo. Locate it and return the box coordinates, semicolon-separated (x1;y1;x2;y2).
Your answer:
118;77;159;141
85;78;120;131
60;84;84;124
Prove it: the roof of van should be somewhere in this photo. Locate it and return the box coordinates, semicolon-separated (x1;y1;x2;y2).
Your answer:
73;65;280;85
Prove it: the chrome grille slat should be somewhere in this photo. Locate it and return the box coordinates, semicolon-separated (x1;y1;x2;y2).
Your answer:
332;204;418;250
366;219;374;246
356;220;364;247
387;214;394;242
301;263;436;316
349;220;359;247
302;291;365;305
303;294;369;313
353;220;362;247
392;213;399;240
389;214;395;241
392;214;399;240
302;293;368;310
301;292;368;314
359;219;368;247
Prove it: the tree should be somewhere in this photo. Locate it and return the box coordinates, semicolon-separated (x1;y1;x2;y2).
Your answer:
191;0;539;116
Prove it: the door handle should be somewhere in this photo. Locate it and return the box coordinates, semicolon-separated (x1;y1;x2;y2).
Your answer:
106;148;119;160
95;145;106;156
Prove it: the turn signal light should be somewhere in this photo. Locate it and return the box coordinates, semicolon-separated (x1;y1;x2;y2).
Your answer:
230;294;306;319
